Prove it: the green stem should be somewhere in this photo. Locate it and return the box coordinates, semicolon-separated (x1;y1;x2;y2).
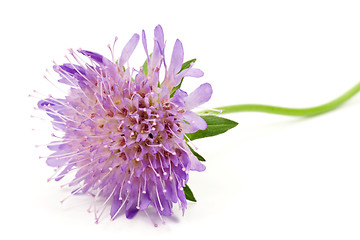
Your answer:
199;81;360;117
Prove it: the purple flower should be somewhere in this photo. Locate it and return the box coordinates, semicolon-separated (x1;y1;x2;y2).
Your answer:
38;25;212;224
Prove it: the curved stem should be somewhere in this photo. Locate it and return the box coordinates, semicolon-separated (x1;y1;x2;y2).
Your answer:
199;81;360;117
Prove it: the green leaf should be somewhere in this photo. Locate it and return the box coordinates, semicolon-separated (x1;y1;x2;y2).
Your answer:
179;58;197;73
185;115;238;141
183;184;196;202
142;53;152;76
170;58;197;97
142;58;148;76
187;143;206;162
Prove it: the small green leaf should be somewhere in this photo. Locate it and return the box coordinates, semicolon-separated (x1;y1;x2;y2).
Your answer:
142;53;152;76
142;59;148;76
186;115;238;141
187;143;206;162
183;184;196;202
179;58;197;73
170;58;197;97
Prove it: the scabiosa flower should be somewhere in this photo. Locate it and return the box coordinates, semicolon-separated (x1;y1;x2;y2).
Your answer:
37;25;212;224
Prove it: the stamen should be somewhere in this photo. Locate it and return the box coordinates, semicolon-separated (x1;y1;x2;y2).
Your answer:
148;157;160;177
107;94;122;112
47;167;63;182
42;146;90;160
91;170;113;190
107;44;114;62
35;140;71;148
60;183;88;204
64;55;93;84
144;209;158;227
50;161;92;182
31;89;50;98
155;187;164;211
167;128;181;140
95;93;107;112
95;186;117;223
30;115;46;121
142;177;147;194
136;188;141;209
175;142;187;152
46;96;95;122
42;105;81;124
55;66;79;87
93;186;106;223
111;195;128;221
67;49;88;70
43;74;68;94
172;172;183;190
183;133;198;150
157;153;167;176
154;203;166;225
130;92;142;100
118;177;126;200
58;58;96;102
51;133;81;142
161;144;176;155
107;36;118;63
60;171;92;188
165;155;173;180
71;51;104;82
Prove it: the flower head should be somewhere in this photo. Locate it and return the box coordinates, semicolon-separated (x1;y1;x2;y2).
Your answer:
37;25;212;223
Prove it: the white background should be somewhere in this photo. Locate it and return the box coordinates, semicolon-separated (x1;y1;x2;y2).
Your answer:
1;0;360;239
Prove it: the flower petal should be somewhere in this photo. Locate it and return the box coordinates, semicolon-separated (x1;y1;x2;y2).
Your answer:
125;204;139;219
46;154;69;167
58;63;86;75
185;83;213;110
142;30;150;63
176;187;187;215
164;179;178;203
154;25;165;50
168;39;184;77
175;68;204;84
78;50;113;67
77;50;116;77
163;39;184;90
183;111;207;133
78;50;103;63
184;145;206;172
171;89;188;107
118;33;140;67
149;25;165;73
110;196;123;220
